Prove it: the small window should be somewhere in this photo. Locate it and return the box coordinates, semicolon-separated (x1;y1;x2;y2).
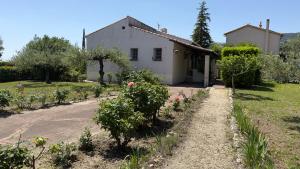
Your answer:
122;26;126;30
130;48;138;61
153;48;162;61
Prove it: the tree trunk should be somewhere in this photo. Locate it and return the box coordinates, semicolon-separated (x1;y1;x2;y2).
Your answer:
98;59;105;85
45;68;51;84
231;75;235;95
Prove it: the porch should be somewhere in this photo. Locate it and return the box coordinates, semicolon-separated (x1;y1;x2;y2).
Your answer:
172;42;218;87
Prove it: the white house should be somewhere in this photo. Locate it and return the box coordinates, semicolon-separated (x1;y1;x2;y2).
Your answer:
86;16;218;86
224;19;282;54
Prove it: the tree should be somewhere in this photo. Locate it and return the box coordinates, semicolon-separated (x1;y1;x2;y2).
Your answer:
82;29;86;50
192;1;212;48
0;37;4;59
86;46;130;84
12;35;73;83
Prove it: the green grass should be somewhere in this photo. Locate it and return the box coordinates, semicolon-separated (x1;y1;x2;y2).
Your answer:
234;82;300;169
0;81;120;110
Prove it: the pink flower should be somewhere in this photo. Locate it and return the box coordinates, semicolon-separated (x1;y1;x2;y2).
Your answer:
175;96;180;102
127;82;135;87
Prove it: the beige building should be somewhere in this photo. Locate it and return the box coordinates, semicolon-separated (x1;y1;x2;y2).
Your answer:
224;19;282;54
85;16;218;86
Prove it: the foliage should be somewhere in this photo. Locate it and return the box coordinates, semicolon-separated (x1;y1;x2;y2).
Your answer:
0;37;3;58
94;97;145;147
0;89;11;109
172;96;181;111
122;69;161;84
209;43;223;56
218;55;260;87
161;106;173;119
12;35;74;83
192;1;212;48
0;141;31;169
222;46;260;57
281;35;300;61
155;133;178;156
259;54;294;83
26;94;38;109
106;72;113;84
86;46;130;84
38;93;47;107
0;66;20;82
93;85;103;98
72;85;90;100
53;88;69;104
122;82;169;122
120;149;142;169
79;128;93;152
233;103;273;169
49;142;77;168
14;93;27;110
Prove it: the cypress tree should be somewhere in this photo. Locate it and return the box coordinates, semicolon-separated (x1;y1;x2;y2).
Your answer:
192;1;212;48
82;28;86;49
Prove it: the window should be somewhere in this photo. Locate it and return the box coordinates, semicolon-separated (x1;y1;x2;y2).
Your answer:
130;48;138;61
153;48;162;61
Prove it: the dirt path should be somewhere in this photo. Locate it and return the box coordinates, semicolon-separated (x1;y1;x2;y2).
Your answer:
162;87;236;169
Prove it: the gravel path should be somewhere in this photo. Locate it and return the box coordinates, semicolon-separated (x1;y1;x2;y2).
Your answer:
162;87;236;169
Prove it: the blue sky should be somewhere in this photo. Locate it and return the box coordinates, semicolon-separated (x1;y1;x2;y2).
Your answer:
1;0;300;60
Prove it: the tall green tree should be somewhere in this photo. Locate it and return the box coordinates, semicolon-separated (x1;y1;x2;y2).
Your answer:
13;35;73;83
192;1;212;48
82;29;86;50
85;46;130;84
0;37;4;59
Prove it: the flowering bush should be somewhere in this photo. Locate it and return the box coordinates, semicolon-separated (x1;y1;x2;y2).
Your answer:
94;97;145;148
122;82;169;122
172;96;181;111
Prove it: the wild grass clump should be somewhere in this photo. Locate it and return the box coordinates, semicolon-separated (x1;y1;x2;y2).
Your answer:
233;103;273;169
79;128;93;152
155;133;178;156
120;149;142;169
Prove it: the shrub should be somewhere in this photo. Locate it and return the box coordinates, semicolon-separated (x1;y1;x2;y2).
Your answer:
172;96;181;111
14;93;27;110
122;82;169;122
93;85;103;98
106;72;113;84
0;142;31;169
79;128;93;152
124;70;161;84
0;66;19;82
78;74;86;82
72;85;89;100
120;149;142;169
53;88;69;104
26;94;38;109
0;89;11;109
222;46;260;57
218;55;260;87
94;97;145;148
49;142;77;167
38;93;47;107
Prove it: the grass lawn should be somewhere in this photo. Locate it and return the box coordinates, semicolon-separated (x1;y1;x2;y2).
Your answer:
234;82;300;169
0;81;120;110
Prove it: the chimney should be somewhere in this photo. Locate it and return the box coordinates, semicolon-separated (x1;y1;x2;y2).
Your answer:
161;28;168;34
264;19;270;53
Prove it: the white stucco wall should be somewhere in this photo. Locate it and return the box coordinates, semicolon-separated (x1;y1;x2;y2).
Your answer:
225;26;281;54
172;43;188;84
86;17;175;84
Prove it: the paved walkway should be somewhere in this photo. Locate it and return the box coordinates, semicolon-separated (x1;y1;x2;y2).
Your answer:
0;87;199;144
162;87;236;169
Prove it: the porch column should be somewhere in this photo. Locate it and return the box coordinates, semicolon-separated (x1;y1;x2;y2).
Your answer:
204;55;210;87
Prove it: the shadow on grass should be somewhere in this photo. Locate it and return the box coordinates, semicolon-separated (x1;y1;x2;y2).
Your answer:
288;126;300;133
234;93;274;101
100;145;149;161
134;118;174;139
282;116;300;124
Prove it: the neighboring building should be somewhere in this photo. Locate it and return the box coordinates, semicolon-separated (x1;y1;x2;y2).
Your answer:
86;16;218;86
224;19;282;54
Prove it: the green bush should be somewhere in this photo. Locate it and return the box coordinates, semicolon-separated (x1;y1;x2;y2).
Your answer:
72;85;89;100
0;66;19;82
78;74;86;82
125;70;161;84
26;94;38;109
94;97;145;148
172;96;181;111
38;93;47;107
218;55;260;87
122;82;169;122
49;142;77;168
93;85;103;98
53;88;69;104
0;143;31;169
79;128;93;152
0;90;11;109
106;72;113;84
222;46;260;57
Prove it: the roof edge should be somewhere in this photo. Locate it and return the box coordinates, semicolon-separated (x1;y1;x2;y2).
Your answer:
224;24;282;36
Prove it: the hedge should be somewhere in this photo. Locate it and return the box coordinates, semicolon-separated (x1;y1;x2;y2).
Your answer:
0;66;20;82
222;46;260;57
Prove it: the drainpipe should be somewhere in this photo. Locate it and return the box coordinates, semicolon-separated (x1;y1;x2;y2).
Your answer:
264;19;270;53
